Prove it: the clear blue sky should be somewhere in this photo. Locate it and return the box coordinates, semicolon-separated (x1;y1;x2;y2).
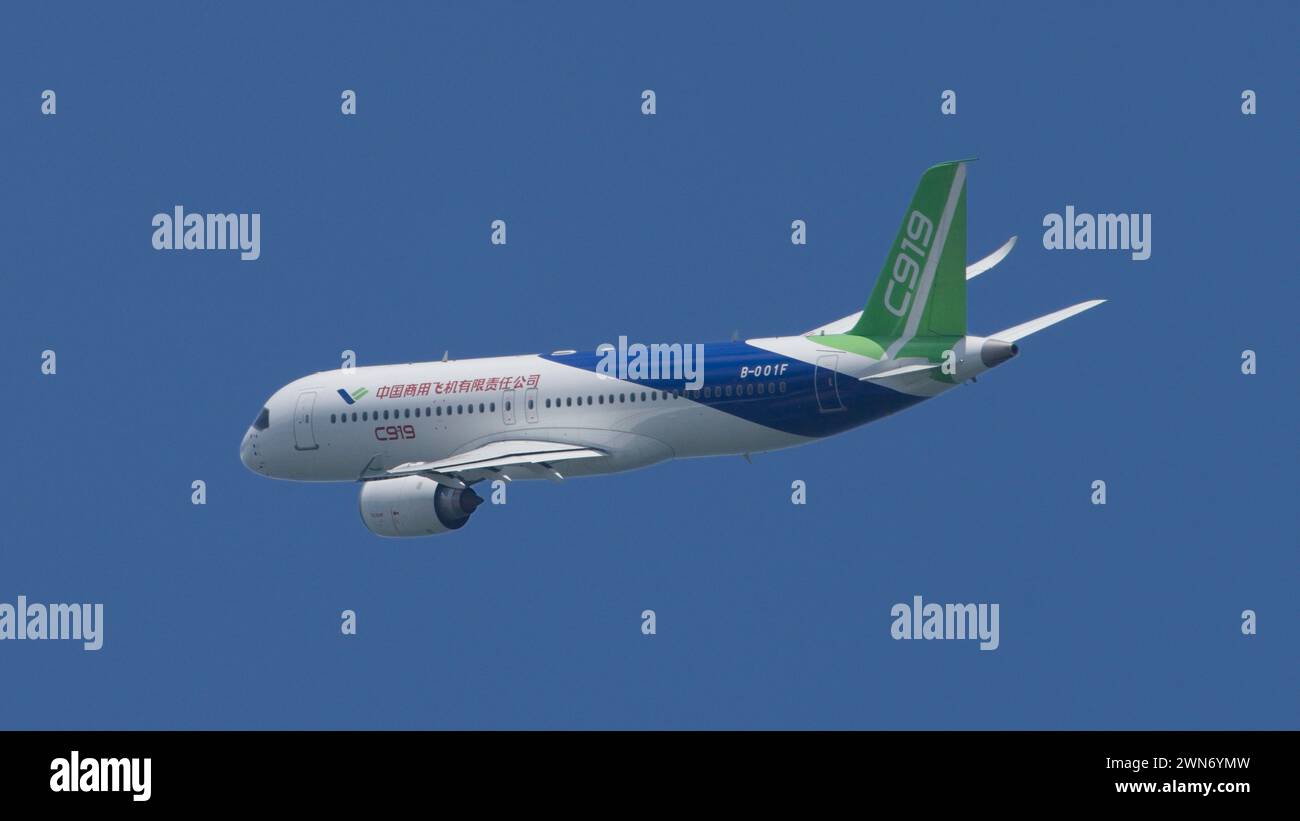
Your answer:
1;1;1295;728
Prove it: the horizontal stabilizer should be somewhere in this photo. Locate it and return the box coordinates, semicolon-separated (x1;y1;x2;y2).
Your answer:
989;299;1106;343
966;236;1017;280
860;363;940;381
804;311;862;337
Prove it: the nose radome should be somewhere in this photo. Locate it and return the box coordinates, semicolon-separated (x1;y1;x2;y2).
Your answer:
240;429;261;473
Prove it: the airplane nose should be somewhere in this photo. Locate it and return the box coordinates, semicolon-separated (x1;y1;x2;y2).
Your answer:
240;429;261;474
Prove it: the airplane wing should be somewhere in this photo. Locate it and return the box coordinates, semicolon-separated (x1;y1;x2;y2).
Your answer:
384;440;606;485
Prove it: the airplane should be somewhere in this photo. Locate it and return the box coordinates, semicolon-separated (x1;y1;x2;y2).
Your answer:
241;161;1104;537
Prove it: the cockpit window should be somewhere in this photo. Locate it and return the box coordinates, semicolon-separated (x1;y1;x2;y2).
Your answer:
253;407;270;431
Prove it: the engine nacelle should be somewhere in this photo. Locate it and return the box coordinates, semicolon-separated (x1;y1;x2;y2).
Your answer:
358;476;484;537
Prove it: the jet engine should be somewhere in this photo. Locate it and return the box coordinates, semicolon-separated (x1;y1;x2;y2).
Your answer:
358;476;484;537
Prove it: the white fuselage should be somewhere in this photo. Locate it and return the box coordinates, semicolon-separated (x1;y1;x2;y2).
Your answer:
240;334;997;484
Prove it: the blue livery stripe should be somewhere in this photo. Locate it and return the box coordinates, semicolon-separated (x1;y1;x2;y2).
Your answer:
541;342;923;438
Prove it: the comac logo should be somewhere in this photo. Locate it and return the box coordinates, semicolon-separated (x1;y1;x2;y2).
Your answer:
884;210;935;317
50;751;151;802
337;387;368;405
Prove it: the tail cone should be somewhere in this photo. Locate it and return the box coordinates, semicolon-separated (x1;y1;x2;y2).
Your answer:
981;339;1019;368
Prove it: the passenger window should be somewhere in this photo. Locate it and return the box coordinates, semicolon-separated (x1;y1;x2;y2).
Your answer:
725;385;733;397
619;393;625;402
577;396;583;406
566;397;572;407
330;414;336;423
746;384;754;396
351;412;357;422
415;408;421;417
597;395;604;405
468;404;474;414
479;403;485;413
546;398;551;408
641;392;647;401
779;381;786;393
436;406;442;416
528;399;534;409
587;396;593;405
490;402;496;411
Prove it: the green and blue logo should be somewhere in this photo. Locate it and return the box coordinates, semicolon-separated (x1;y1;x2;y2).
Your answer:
338;387;368;405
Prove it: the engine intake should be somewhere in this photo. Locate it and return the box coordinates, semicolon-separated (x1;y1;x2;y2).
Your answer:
358;476;483;537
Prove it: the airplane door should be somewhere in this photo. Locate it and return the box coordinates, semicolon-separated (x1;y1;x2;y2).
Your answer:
814;355;845;412
502;389;516;425
293;391;319;449
524;387;539;423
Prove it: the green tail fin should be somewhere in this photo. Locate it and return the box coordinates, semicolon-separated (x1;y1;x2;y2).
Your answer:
849;160;968;346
